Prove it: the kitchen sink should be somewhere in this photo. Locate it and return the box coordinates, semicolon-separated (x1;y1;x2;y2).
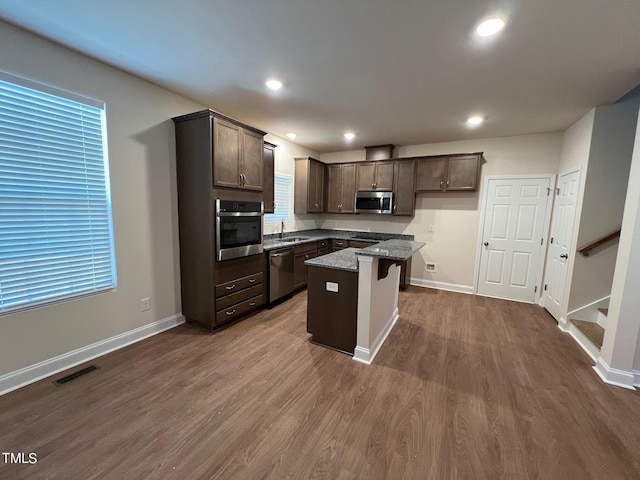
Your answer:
280;237;310;243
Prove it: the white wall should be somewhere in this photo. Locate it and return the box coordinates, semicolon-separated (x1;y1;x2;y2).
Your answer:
318;133;563;288
263;134;320;235
0;21;204;376
568;103;638;311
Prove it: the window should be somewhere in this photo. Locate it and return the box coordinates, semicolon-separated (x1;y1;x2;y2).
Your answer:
0;73;116;314
265;174;292;223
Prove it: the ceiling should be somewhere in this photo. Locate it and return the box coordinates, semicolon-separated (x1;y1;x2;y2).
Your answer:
0;0;639;153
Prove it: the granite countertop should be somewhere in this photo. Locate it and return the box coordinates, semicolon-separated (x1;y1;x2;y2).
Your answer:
304;247;359;272
356;239;426;261
263;228;413;251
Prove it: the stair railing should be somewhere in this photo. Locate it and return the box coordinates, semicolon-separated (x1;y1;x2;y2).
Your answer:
577;229;621;256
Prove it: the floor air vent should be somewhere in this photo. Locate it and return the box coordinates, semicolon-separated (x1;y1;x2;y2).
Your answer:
53;365;99;386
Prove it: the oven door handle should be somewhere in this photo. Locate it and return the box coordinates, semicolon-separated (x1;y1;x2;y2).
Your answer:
217;211;263;217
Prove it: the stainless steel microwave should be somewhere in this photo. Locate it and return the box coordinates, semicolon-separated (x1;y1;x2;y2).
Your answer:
215;199;263;261
355;191;393;214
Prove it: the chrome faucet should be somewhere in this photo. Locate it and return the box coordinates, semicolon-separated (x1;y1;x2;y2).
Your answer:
280;219;285;239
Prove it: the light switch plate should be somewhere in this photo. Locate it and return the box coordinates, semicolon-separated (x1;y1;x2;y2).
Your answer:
428;224;435;233
326;282;339;292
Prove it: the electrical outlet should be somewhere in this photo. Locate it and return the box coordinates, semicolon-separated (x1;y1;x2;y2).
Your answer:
428;224;435;233
141;298;150;311
425;263;437;272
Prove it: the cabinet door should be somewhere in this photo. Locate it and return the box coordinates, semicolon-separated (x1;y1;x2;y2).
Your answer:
309;161;325;212
326;165;342;213
263;144;275;213
446;154;480;191
356;162;376;191
340;163;357;213
374;161;394;190
213;118;241;188
393;160;416;216
240;129;263;191
415;157;447;191
293;252;307;290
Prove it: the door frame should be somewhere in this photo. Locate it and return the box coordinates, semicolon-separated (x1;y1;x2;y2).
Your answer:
473;174;556;304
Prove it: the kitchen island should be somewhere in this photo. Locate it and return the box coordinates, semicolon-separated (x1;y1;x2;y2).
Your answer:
305;239;425;364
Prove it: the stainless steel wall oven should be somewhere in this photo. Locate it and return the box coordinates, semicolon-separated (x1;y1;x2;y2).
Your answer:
215;199;263;261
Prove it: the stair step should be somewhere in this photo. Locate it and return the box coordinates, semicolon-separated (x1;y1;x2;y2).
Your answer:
597;308;608;316
570;319;605;349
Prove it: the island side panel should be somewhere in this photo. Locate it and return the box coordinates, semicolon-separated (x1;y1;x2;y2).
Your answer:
306;265;358;354
354;255;401;364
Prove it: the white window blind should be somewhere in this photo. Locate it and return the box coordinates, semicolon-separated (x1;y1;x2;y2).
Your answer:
0;75;116;314
265;174;292;222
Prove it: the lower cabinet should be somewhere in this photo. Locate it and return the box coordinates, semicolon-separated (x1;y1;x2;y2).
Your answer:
293;242;318;290
213;255;265;327
331;239;348;251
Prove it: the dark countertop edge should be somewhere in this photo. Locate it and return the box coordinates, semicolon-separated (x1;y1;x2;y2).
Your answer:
263;229;414;251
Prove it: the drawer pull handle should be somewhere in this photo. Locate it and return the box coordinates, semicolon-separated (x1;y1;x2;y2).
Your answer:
305;254;309;259
226;309;236;316
249;278;256;283
249;302;256;306
225;284;236;290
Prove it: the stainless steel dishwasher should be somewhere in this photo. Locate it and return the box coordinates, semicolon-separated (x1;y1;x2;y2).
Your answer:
269;247;294;303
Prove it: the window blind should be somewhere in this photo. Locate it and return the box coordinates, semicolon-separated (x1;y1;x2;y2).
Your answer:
0;76;116;314
265;174;292;222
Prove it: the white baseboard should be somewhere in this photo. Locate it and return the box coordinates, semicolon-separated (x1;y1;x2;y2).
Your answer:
633;370;640;387
567;321;599;362
567;296;610;323
353;308;399;365
0;314;185;397
557;316;570;332
593;357;636;390
409;278;473;295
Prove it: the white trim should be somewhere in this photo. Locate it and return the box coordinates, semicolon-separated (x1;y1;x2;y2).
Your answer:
475;292;535;304
473;174;556;303
567;296;610;323
353;308;399;365
633;370;640;387
0;314;185;396
557;316;570;332
593;357;636;390
567;321;600;362
409;278;473;295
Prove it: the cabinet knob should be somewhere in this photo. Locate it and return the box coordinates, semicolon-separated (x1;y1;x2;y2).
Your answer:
315;203;319;208
440;180;443;187
446;180;450;187
393;204;397;211
305;254;309;259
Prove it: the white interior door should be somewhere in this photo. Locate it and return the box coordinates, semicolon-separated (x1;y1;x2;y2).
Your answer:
477;177;552;302
542;169;580;321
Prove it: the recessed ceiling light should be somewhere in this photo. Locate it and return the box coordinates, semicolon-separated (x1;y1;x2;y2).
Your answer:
467;116;484;126
265;79;283;91
286;132;297;140
476;17;505;37
344;132;356;141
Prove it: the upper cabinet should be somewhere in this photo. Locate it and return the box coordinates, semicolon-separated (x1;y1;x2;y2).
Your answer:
415;153;482;192
392;159;416;216
213;116;264;191
327;163;357;213
262;142;276;214
356;161;394;191
294;157;325;213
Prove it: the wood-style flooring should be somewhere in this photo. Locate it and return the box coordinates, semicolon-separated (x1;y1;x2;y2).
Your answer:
1;287;640;479
571;319;605;349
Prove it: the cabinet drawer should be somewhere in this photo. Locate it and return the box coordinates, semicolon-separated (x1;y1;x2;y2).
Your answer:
216;284;263;310
216;294;264;324
349;240;377;249
215;272;263;298
294;242;317;255
318;247;329;256
331;239;348;250
317;240;329;249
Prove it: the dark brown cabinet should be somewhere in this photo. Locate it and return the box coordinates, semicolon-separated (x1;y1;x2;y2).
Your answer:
356;161;394;191
293;242;318;290
348;240;376;249
331;239;348;251
393;159;416;216
212;116;264;191
294;157;325;213
263;142;276;213
415;153;482;192
327;163;357;213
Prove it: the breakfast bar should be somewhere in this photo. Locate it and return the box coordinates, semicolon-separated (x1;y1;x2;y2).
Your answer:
305;239;425;364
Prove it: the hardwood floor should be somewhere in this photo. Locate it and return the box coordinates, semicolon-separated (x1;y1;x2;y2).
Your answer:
571;319;605;349
1;287;640;479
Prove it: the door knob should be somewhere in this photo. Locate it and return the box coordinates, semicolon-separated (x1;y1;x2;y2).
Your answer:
483;242;489;246
560;254;568;259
